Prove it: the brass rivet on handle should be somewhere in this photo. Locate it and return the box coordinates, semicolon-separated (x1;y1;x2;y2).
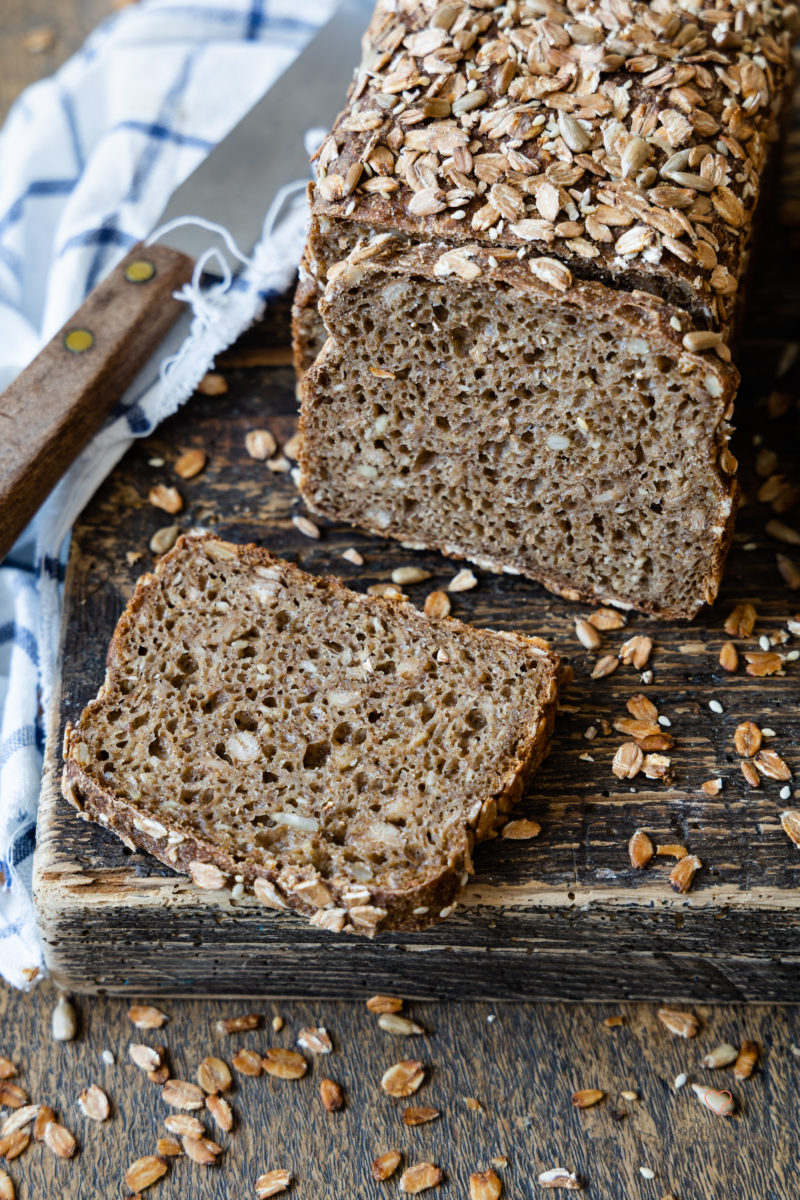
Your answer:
64;328;94;354
124;258;156;283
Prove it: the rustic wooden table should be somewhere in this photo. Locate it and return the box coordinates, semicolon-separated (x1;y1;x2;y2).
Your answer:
1;982;799;1199
3;4;800;1199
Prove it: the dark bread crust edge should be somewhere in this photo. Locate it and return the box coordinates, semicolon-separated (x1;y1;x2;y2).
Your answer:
61;533;560;937
297;243;740;621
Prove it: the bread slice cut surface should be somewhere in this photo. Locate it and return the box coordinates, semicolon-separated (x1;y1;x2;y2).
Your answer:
62;534;560;934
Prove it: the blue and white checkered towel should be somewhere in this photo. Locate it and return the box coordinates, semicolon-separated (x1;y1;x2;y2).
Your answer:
0;0;334;988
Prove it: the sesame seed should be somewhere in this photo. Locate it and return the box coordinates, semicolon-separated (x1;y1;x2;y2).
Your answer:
658;716;672;727
674;1073;687;1090
781;786;791;800
709;700;724;714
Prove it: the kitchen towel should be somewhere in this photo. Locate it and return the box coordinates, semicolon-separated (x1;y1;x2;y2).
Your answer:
0;0;335;988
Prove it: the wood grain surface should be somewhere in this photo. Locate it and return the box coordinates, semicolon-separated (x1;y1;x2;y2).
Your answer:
0;242;194;562
0;0;118;122
0;981;798;1200
34;107;800;997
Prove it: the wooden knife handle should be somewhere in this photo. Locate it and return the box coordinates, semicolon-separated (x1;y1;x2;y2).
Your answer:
0;241;194;562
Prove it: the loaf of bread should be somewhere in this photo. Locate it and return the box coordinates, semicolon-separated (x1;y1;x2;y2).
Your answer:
293;0;796;619
61;533;560;934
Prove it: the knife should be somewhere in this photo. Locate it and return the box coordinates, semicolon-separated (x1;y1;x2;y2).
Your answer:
0;0;371;564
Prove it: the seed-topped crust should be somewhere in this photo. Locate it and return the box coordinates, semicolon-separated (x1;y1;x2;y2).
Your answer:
309;0;796;336
61;533;559;936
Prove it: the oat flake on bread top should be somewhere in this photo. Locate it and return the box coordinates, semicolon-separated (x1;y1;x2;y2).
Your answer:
313;0;797;334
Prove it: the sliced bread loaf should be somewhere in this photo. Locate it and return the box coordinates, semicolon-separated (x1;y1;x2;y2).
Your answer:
62;533;559;934
293;0;796;619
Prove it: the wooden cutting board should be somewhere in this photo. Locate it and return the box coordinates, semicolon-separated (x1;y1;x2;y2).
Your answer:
34;150;800;1002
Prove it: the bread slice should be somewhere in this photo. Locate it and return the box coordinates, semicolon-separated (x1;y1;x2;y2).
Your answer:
298;239;738;620
62;533;559;935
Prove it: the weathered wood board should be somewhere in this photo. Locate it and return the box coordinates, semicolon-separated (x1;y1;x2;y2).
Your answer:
3;983;799;1200
33;108;800;1001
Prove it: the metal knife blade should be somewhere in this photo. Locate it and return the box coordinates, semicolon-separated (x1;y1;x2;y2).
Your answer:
155;0;372;262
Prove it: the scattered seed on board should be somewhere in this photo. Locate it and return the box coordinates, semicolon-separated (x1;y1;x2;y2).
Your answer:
571;1089;604;1109
691;1083;735;1115
724;603;757;638
448;568;477;593
128;1006;168;1030
342;548;364;566
669;855;701;894
215;1014;262;1035
719;642;738;672
734;722;762;757
245;429;277;460
148;484;182;515
378;1014;425;1036
403;1106;440;1127
161;1080;205;1110
367;995;403;1014
740;759;761;788
613;743;643;780
255;1170;292;1198
702;1043;738;1069
283;433;302;460
272;1016;284;1033
130;1044;162;1072
320;1079;344;1112
164;1115;204;1138
656;844;688;860
125;1156;167;1193
628;830;654;869
424;590;451;618
52;993;77;1042
399;1162;443;1194
372;1150;402;1182
575;619;601;651
182;1134;222;1165
754;750;792;781
392;566;432;585
702;778;723;796
381;1059;426;1098
206;1093;233;1133
658;1009;699;1038
780;811;800;847
78;1084;110;1121
262;1048;308;1081
674;1073;688;1090
157;1137;182;1158
34;1106;55;1140
0;1059;16;1081
469;1169;502;1200
587;608;625;631
149;525;180;555
0;1167;14;1200
733;1041;760;1080
174;449;206;480
232;1049;262;1077
196;1056;232;1095
42;1121;77;1159
502;819;541;840
591;655;619;679
537;1168;582;1189
197;372;227;396
619;635;652;669
292;514;320;539
297;1027;333;1055
639;1167;655;1181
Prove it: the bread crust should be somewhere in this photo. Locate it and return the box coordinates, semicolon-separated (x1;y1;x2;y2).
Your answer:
298;241;740;620
62;533;560;936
